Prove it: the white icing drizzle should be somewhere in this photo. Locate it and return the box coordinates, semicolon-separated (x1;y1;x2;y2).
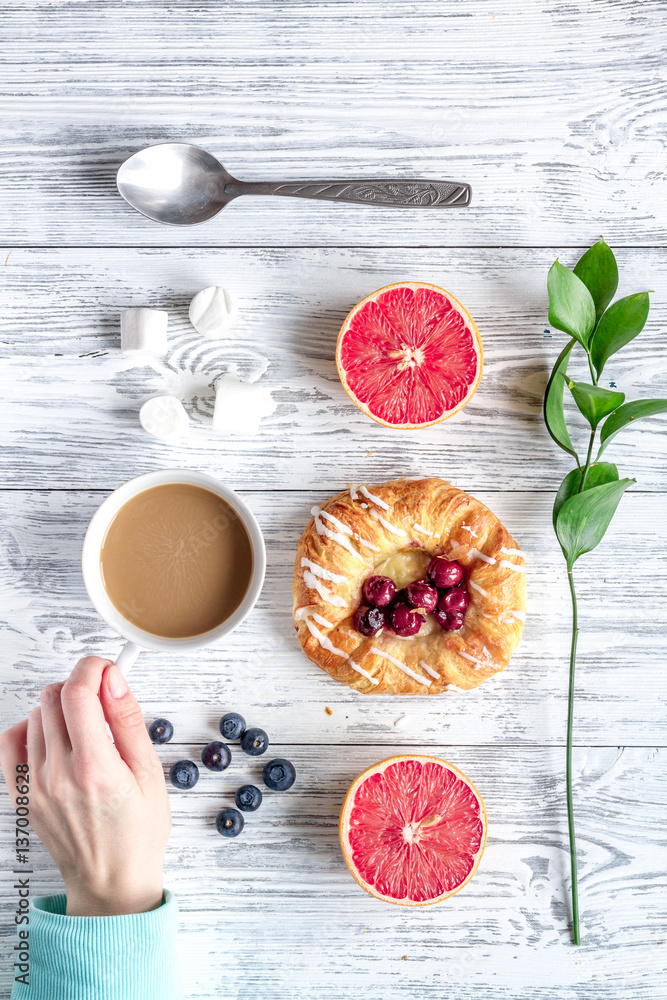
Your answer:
318;508;352;535
419;659;441;680
457;650;488;670
500;547;524;558
311;507;364;562
445;683;466;692
468;548;496;565
354;533;380;551
302;570;347;608
349;484;359;499
469;580;490;597
294;607;334;629
359;485;390;510
499;559;526;573
461;521;479;538
369;506;407;536
412;522;431;536
510;609;526;622
300;557;346;584
369;646;432;687
359;503;369;508
302;618;379;685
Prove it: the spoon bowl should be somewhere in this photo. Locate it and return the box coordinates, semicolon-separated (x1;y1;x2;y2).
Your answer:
117;142;472;226
117;143;235;226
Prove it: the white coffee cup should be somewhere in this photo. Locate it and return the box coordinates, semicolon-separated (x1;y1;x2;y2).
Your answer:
81;469;266;674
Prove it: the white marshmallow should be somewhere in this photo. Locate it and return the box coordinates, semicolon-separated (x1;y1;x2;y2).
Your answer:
189;286;235;339
212;374;275;436
139;395;189;440
121;308;168;356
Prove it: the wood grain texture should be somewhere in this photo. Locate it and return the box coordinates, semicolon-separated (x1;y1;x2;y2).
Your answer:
2;1;667;995
1;0;667;247
1;745;665;998
1;247;667;491
0;489;665;746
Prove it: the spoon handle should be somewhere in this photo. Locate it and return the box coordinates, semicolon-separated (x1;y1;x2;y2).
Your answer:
227;178;471;208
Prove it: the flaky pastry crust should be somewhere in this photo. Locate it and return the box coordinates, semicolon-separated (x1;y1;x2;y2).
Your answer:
292;478;526;694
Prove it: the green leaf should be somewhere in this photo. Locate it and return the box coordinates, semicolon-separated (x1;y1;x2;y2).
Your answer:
552;463;619;530
573;240;619;324
590;292;650;377
547;260;596;348
556;478;634;566
598;398;667;457
543;340;578;461
565;380;625;429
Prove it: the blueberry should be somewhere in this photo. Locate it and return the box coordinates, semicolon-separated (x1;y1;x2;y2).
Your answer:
235;784;263;812
169;760;199;789
240;727;269;756
148;718;174;744
219;712;246;741
263;758;296;791
215;808;244;838
201;741;232;772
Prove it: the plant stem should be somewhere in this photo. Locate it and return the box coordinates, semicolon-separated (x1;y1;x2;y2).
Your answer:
567;566;581;946
578;429;596;492
586;351;597;386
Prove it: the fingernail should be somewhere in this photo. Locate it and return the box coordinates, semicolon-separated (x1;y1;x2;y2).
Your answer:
107;664;129;699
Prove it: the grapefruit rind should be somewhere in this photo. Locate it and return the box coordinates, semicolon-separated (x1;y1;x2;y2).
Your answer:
335;281;483;429
339;754;487;907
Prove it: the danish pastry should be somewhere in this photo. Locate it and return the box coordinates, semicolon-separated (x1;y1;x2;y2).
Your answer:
292;478;526;694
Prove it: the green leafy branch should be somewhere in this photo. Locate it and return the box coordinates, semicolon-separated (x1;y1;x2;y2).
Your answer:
543;240;667;946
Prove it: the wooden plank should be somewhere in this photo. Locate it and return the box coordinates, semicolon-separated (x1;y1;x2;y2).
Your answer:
1;489;665;747
1;745;665;998
2;247;666;491
1;0;666;247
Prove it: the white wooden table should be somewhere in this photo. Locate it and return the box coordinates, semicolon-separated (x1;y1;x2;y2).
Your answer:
2;3;666;997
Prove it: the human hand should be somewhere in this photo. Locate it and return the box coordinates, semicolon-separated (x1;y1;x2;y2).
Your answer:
0;657;171;916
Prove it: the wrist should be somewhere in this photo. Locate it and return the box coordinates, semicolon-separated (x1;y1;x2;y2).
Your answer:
65;876;164;916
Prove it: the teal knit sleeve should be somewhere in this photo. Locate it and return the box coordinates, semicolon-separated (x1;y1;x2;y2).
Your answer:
10;889;183;1000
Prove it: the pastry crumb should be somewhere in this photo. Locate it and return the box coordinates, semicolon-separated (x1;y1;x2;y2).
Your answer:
325;706;333;716
367;449;374;456
402;955;408;961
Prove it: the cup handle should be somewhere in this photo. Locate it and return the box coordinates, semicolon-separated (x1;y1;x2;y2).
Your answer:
115;641;142;675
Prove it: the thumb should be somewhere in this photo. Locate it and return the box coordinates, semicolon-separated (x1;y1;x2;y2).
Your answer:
100;663;159;788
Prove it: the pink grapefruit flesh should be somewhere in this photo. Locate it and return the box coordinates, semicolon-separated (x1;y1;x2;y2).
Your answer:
339;755;487;906
336;282;482;428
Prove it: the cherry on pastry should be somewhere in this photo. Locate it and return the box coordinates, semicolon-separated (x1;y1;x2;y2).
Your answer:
353;605;386;637
439;587;470;614
362;575;396;607
447;610;465;631
404;578;439;614
427;556;464;589
433;608;465;631
388;603;424;637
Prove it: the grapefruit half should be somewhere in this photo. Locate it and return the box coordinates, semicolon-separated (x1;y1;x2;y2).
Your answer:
335;282;482;428
339;754;487;906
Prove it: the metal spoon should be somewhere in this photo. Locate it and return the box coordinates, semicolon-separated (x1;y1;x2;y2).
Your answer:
116;142;471;226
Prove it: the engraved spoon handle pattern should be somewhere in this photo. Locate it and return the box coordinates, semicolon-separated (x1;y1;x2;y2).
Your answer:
226;178;472;208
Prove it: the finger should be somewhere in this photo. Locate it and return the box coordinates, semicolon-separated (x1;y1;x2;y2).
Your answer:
27;706;46;771
0;719;29;806
59;656;116;763
40;683;72;760
99;663;160;789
